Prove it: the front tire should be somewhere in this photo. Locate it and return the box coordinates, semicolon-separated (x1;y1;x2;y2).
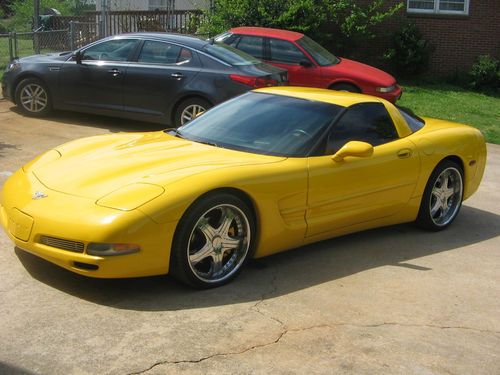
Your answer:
416;160;464;231
15;78;52;116
329;83;361;93
170;193;255;288
174;97;210;127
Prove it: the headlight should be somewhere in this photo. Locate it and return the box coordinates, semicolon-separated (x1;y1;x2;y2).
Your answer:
7;61;20;71
376;85;397;93
87;243;140;256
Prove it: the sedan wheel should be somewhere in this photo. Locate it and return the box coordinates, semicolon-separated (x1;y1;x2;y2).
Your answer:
174;97;210;127
15;78;52;116
416;160;463;231
170;193;255;288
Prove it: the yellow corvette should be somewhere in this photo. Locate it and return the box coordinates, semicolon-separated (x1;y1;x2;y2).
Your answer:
0;87;486;288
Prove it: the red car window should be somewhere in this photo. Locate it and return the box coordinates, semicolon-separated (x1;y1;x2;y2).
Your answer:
269;38;307;65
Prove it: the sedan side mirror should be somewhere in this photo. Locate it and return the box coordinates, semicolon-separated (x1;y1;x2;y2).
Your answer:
299;60;312;68
75;51;83;64
332;141;374;162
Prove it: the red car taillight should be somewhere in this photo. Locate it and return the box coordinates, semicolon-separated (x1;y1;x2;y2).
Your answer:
230;74;278;88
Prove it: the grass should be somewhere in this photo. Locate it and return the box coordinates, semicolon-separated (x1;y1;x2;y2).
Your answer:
398;81;500;144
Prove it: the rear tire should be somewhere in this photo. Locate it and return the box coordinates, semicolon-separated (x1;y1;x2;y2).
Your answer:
174;97;210;127
416;160;464;231
15;77;52;116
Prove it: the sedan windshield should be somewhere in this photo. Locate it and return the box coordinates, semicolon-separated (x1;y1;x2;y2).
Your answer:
175;92;342;157
203;42;261;66
296;36;340;66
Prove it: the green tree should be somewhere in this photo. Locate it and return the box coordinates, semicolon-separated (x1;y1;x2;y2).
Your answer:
8;0;75;31
200;0;402;55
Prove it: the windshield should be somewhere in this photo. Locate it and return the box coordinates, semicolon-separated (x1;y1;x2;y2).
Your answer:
203;42;261;66
174;92;342;157
296;36;339;66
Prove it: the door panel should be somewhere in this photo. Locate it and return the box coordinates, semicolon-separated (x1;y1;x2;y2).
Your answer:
122;41;202;116
58;38;138;110
306;139;419;237
267;38;323;87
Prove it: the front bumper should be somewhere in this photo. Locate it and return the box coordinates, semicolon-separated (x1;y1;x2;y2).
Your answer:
0;169;177;278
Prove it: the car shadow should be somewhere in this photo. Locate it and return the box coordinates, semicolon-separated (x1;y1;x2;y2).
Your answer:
15;205;500;311
8;105;167;133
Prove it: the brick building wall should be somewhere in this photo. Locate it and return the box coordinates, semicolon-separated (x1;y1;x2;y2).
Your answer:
352;0;500;76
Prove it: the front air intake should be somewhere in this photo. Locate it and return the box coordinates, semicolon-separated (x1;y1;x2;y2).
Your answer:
39;236;85;253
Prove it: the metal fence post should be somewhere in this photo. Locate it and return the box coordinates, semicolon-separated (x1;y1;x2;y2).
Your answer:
8;32;14;62
69;21;75;51
13;32;18;59
34;30;40;54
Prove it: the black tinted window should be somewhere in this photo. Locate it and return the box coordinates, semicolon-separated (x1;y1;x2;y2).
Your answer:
82;39;137;61
326;103;398;154
176;92;342;157
203;43;260;66
269;38;307;64
138;41;185;64
236;36;264;59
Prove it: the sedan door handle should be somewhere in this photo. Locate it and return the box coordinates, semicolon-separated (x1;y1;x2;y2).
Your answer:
397;149;412;159
108;68;121;77
171;72;184;80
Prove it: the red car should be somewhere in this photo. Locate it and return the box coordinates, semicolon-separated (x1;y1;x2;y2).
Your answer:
215;27;402;102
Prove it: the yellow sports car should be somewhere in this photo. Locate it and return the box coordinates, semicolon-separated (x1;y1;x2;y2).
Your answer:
0;87;486;288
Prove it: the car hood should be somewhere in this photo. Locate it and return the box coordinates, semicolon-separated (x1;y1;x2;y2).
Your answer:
31;131;286;199
325;58;396;87
19;51;72;64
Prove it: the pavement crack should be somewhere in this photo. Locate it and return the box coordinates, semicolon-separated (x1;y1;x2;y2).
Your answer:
250;271;285;327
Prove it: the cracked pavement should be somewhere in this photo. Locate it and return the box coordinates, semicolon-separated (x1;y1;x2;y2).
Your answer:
0;99;499;374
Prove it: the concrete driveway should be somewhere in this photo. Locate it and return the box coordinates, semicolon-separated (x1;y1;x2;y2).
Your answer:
0;98;499;375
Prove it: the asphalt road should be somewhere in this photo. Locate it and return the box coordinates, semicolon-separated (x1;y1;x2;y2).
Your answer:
0;98;499;375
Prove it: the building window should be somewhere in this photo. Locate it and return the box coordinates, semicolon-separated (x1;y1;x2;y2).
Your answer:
149;0;171;11
407;0;469;15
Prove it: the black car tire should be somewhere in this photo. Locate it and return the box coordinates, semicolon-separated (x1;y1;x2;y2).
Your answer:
416;160;464;231
174;97;211;127
329;83;361;93
170;192;255;289
15;77;52;117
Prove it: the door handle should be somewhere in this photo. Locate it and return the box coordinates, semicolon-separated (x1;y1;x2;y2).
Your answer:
171;72;184;80
107;68;121;77
397;149;412;158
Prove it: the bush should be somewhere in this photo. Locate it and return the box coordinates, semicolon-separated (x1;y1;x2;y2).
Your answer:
200;0;403;56
384;23;433;77
469;55;500;90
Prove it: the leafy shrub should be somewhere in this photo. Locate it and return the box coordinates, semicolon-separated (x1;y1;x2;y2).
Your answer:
469;55;500;90
200;0;403;56
384;23;433;77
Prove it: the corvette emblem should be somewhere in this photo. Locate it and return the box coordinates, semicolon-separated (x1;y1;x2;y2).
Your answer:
32;191;48;200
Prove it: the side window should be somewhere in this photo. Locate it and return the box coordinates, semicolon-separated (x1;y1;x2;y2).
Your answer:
326;103;399;154
269;38;307;64
82;39;137;62
138;41;192;65
235;35;264;59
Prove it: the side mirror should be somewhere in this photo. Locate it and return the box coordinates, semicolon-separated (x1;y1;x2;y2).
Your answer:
332;141;374;162
75;50;82;64
299;60;312;68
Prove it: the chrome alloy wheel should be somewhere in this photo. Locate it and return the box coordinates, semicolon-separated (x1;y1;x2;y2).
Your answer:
429;167;463;226
187;204;250;284
20;83;48;113
180;104;206;125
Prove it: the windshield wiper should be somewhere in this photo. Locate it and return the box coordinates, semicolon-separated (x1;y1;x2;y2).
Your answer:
196;139;222;148
166;128;186;139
